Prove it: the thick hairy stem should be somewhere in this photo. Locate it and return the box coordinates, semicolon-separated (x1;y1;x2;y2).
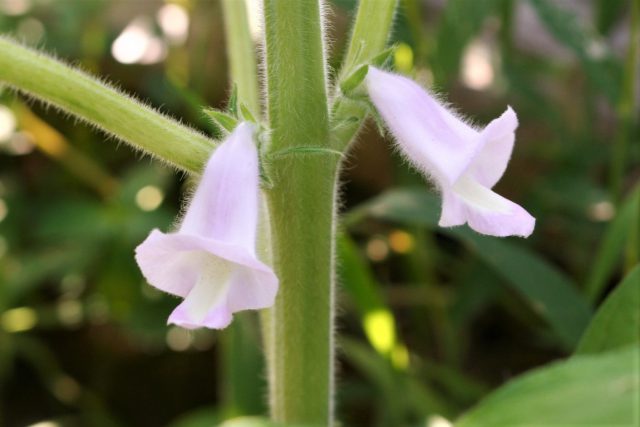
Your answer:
0;37;215;173
263;0;336;424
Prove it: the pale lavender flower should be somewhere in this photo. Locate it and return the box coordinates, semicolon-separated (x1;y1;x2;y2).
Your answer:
135;123;278;329
366;67;535;237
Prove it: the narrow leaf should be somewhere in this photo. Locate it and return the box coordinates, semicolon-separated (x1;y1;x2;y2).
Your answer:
576;266;640;355
346;188;592;349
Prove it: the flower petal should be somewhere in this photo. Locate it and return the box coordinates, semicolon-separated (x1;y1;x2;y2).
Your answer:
366;67;481;186
135;230;275;297
439;175;535;237
180;122;260;250
467;106;518;187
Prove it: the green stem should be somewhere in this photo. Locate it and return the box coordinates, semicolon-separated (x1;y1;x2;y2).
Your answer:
609;0;639;203
332;0;398;151
340;0;398;78
262;0;335;423
0;37;214;173
221;0;261;116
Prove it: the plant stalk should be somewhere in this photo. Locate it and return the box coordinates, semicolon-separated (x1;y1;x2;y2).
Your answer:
262;0;336;424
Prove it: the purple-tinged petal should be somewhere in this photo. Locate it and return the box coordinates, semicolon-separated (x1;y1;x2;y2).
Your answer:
365;67;535;238
180;122;260;250
439;175;535;237
365;67;480;186
468;107;518;187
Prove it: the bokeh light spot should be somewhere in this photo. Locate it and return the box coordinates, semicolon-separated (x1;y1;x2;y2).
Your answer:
394;43;414;74
1;307;38;333
461;39;494;90
136;185;164;211
26;422;60;427
389;230;414;254
157;3;189;44
0;0;31;15
366;237;389;262
363;309;396;355
588;201;615;222
17;17;45;44
166;326;193;351
427;415;453;427
0;105;17;141
0;198;8;223
112;18;167;65
56;299;83;327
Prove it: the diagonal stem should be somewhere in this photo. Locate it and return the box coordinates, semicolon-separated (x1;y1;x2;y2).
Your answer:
0;37;215;173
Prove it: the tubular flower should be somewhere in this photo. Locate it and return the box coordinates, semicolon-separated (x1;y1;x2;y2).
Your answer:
365;67;535;237
135;123;278;329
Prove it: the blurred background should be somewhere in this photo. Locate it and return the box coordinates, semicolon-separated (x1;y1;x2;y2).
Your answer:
0;0;638;426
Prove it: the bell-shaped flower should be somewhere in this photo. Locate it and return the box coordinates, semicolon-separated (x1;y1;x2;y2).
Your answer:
365;67;535;237
135;122;278;329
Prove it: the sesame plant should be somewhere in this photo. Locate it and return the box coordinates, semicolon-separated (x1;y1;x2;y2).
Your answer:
0;1;638;426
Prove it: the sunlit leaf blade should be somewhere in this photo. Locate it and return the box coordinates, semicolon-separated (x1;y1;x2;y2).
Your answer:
576;266;640;355
455;346;640;427
585;187;640;302
338;235;405;365
346;188;592;350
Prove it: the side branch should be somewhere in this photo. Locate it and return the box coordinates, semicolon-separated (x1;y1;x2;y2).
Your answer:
0;37;215;173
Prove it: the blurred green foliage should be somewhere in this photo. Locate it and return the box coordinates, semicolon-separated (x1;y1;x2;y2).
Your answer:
0;0;638;426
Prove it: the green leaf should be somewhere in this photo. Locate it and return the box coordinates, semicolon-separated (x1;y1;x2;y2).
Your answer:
585;187;640;302
432;0;499;83
455;346;640;427
455;231;592;350
576;266;640;355
203;108;238;133
339;64;369;95
346;188;592;350
527;0;620;102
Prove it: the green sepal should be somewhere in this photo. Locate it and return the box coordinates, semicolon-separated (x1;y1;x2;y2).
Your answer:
203;108;238;133
228;84;238;117
370;45;396;68
340;64;369;95
240;103;258;123
366;100;387;136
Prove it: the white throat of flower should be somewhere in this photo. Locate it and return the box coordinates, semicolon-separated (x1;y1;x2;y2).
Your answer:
181;256;234;322
452;174;511;213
